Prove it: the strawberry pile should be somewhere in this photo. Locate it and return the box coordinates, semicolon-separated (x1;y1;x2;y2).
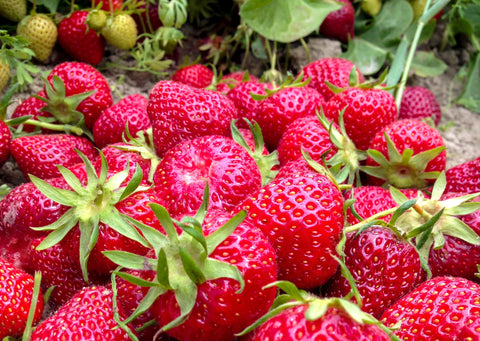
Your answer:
1;55;480;341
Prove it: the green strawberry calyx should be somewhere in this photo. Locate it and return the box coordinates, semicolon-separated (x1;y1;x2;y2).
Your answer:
361;132;445;189
105;183;245;332
29;149;149;282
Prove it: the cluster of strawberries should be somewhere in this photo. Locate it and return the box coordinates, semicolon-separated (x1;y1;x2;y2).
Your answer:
0;56;479;341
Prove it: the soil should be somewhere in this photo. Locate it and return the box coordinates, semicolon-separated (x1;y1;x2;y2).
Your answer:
2;22;479;189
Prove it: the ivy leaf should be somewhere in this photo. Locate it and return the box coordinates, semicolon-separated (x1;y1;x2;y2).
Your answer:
239;0;342;43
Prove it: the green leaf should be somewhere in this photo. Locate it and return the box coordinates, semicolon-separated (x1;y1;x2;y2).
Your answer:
206;210;246;254
36;0;61;13
239;0;342;43
456;52;480;113
180;247;206;284
305;299;329;321
203;258;245;293
100;210;149;247
29;175;79;206
103;251;156;270
411;51;447;77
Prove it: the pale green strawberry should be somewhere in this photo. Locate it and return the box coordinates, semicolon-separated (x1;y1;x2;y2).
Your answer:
87;9;107;32
0;0;26;22
0;60;9;93
17;14;58;62
101;13;137;50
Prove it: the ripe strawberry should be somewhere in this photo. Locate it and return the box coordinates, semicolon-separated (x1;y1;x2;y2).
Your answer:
216;71;260;94
10;90;49;133
101;12;138;50
381;276;480;340
0;257;44;339
17;13;58;62
0;60;9;92
255;86;326;150
323;226;425;318
239;171;344;289
58;10;106;65
301;57;364;101
323;87;398;151
30;285;135;340
319;0;355;43
171;64;214;89
0;0;26;22
10;134;98;180
0;121;11;166
363;118;446;188
153;134;262;216
147;80;237;157
277;114;337;166
445;155;480;194
45;61;113;130
399;86;442;125
93;93;150;149
0;177;70;270
91;0;123;12
226;80;269;128
132;0;163;37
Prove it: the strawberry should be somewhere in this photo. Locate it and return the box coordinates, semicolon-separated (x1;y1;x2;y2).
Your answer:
10;133;98;180
10;90;49;133
363;118;446;188
58;10;106;65
226;80;269;128
241;282;390;341
0;257;44;339
323;226;426;319
255;86;326;150
30;285;135;340
0;0;26;22
0;121;11;166
17;13;58;62
381;276;480;340
44;61;113;130
277;114;337;166
93;93;150;149
399;86;442;125
0;177;70;270
445;155;480;194
0;59;9;92
216;71;260;94
323;86;398;151
132;0;163;37
110;203;278;341
147;80;237;157
92;0;123;12
319;0;355;43
153;134;262;216
101;12;138;50
239;171;345;289
301;57;364;101
171;63;214;89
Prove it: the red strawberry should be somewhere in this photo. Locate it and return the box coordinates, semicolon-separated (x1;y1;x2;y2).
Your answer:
323;226;425;318
10;133;98;180
91;0;122;12
363;118;446;188
323;86;398;151
399;86;442;125
445;155;480;194
132;0;163;37
216;71;260;94
0;257;44;339
0;177;70;270
58;10;106;65
275;156;319;180
153;134;262;216
30;285;135;340
301;57;364;101
226;80;269;128
255;86;325;150
319;0;355;43
0;121;11;166
147;80;237;157
10;90;49;133
93;93;150;149
381;276;480;340
171;64;214;89
277;114;337;166
45;61;113;130
239;171;345;289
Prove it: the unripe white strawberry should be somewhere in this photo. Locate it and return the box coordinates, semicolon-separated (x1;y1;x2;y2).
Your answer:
17;13;58;62
0;0;26;22
101;13;137;50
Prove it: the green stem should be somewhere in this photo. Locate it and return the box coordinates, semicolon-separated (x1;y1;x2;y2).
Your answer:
344;207;397;234
20;119;85;136
300;38;311;65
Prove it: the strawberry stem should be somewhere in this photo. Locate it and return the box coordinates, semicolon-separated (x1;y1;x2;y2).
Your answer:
344;207;397;234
